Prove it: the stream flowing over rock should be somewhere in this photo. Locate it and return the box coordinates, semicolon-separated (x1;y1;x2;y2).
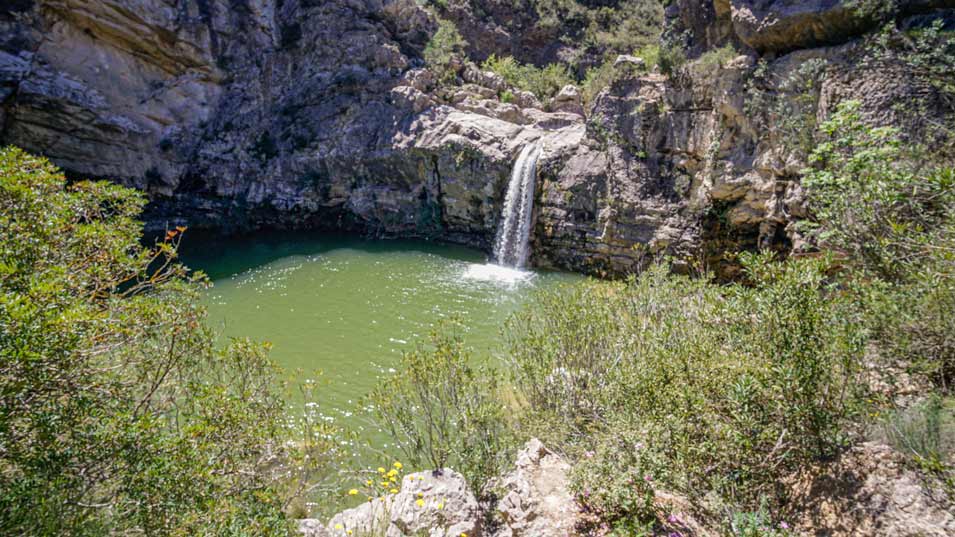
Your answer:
2;0;954;278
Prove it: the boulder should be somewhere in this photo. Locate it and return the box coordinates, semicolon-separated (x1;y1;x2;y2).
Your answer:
492;439;577;537
614;54;646;70
325;469;481;537
551;85;584;116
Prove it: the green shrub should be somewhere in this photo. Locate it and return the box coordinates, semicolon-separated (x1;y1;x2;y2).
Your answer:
366;321;515;492
803;101;955;389
506;257;868;521
424;19;466;86
729;503;797;537
532;0;663;59
482;54;574;101
0;147;295;535
803;100;955;282
658;44;687;76
688;44;737;80
581;60;616;107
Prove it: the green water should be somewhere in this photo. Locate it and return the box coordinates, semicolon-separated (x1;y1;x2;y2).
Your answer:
180;231;582;422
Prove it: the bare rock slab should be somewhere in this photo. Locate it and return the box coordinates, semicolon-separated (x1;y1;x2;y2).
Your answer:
493;438;577;537
325;469;481;537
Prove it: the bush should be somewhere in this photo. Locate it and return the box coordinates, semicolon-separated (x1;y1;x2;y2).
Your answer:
482;54;574;101
803;100;955;389
687;44;737;80
506;257;868;523
581;60;616;108
424;19;466;86
366;321;515;492
0;147;295;534
803;100;955;282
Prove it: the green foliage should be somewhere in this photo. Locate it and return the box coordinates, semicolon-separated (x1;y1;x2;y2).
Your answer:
745;58;828;158
803;100;955;283
657;43;687;77
880;395;948;465
864;18;955;155
729;502;796;537
366;321;515;492
506;256;868;523
481;54;574;101
581;60;617;108
0;147;295;535
532;0;663;60
687;44;737;80
424;19;466;86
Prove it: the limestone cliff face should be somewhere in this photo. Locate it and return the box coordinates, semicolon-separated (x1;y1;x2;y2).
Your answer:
1;1;953;277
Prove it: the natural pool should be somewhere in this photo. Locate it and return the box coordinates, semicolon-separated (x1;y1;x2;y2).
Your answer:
179;231;583;426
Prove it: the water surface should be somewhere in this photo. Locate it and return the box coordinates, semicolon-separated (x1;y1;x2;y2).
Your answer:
180;231;582;423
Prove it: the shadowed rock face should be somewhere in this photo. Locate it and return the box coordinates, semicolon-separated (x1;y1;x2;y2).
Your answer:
1;0;953;278
729;0;955;53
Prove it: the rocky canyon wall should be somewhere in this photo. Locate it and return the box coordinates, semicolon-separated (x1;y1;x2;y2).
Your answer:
2;1;953;277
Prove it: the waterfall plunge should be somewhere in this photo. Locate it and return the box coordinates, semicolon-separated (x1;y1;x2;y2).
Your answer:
492;142;541;268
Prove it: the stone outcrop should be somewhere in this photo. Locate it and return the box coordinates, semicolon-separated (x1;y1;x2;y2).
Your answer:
788;442;955;537
301;469;481;537
2;1;954;278
491;439;577;537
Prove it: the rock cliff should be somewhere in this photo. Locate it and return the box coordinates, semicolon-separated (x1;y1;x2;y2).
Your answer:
2;0;953;277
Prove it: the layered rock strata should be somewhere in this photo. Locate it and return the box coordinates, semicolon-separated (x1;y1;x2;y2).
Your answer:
2;1;954;277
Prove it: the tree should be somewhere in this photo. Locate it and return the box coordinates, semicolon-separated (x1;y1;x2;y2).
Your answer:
0;147;293;535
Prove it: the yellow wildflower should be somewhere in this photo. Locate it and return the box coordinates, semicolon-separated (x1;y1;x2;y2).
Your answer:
366;479;373;486
415;499;425;508
377;467;386;474
387;469;398;477
348;489;359;496
334;523;343;530
347;532;353;536
389;475;397;482
393;461;403;470
389;488;399;494
437;502;444;510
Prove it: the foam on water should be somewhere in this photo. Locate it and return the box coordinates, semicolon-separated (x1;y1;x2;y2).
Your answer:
461;262;534;285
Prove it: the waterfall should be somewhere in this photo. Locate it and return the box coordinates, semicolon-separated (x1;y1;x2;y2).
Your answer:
492;142;541;268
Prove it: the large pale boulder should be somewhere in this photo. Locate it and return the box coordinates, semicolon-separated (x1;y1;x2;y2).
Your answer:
551;85;584;117
324;469;481;537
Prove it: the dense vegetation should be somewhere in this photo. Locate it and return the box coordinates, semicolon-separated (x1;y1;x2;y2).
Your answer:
368;102;955;535
0;148;340;535
3;4;955;530
420;0;666;102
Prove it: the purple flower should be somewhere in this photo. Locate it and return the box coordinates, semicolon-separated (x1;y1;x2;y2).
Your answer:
667;513;683;525
584;450;595;459
780;521;790;530
643;474;653;482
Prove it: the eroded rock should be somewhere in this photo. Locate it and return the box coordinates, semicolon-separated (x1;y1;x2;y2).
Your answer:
323;469;481;537
492;439;577;537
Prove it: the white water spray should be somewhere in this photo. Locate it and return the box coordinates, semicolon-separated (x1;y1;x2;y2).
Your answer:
492;142;541;268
